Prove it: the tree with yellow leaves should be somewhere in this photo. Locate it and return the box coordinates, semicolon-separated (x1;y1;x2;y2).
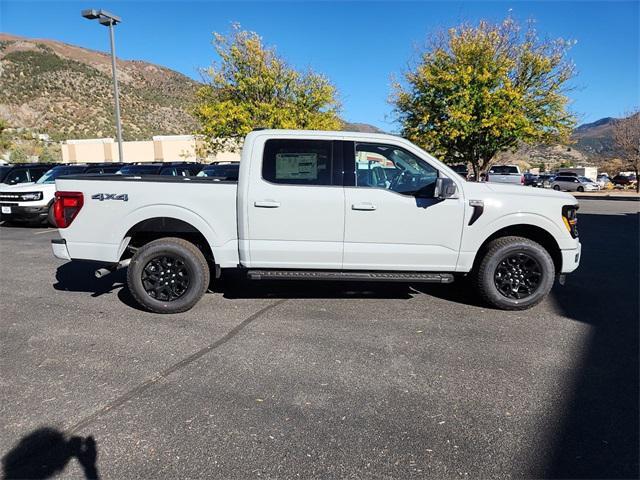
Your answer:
393;18;576;179
194;24;341;154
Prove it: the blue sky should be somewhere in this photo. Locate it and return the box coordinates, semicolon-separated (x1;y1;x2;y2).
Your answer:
1;1;638;131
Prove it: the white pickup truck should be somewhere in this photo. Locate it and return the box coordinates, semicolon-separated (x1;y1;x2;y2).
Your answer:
485;165;524;185
51;129;581;313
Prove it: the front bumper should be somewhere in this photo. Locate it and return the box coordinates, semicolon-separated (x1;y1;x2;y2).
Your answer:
51;238;71;260
560;241;582;273
0;202;49;222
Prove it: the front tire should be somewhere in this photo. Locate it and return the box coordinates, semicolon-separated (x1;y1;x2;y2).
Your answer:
474;236;555;310
127;237;210;314
553;185;560;191
577;186;584;192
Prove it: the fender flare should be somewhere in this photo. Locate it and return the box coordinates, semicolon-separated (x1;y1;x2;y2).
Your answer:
116;204;224;255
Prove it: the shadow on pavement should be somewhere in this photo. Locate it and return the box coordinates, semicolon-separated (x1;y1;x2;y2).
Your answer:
2;427;99;479
53;260;415;302
545;212;639;479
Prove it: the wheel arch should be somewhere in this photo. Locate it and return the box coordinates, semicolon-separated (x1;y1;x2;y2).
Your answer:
122;216;213;259
470;223;562;274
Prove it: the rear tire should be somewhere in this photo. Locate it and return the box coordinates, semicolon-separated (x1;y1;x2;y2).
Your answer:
127;237;210;314
474;236;555;310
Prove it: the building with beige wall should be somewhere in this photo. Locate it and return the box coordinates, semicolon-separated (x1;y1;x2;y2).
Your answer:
61;135;240;164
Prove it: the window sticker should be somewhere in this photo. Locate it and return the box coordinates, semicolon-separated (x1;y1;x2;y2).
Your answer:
275;153;318;180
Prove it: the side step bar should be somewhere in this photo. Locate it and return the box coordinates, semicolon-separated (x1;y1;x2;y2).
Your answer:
247;270;454;283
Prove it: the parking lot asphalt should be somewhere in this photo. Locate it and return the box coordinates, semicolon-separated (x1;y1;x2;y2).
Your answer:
1;199;638;479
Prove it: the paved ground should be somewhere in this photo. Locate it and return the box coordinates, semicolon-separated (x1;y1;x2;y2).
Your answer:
1;199;638;479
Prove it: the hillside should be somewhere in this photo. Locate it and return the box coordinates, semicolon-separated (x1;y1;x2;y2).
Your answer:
571;117;617;156
0;33;199;141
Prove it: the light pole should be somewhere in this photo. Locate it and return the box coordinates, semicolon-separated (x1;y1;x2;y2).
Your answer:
81;9;124;162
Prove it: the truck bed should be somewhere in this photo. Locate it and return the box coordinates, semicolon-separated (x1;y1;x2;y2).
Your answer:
54;174;239;266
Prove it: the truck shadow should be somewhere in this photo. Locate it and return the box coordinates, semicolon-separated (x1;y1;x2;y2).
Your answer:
2;427;99;479
543;212;639;478
52;261;415;303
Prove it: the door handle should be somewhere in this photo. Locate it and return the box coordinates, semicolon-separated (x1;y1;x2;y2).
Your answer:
254;200;281;208
352;202;376;211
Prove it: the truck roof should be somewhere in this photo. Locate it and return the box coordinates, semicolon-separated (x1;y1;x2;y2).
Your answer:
246;129;401;142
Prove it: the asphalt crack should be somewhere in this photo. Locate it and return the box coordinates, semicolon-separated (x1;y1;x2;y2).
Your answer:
67;299;288;434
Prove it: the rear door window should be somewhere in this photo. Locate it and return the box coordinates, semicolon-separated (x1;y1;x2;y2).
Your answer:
262;139;334;186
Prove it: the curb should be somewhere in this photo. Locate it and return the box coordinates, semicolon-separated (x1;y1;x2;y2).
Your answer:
572;194;640;202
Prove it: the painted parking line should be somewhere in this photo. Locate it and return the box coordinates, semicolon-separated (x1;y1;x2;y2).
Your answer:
33;229;58;235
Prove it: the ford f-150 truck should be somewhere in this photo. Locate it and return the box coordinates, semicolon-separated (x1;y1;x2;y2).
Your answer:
51;130;581;313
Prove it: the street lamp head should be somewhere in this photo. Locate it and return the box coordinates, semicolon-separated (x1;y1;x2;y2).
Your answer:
81;8;121;25
81;9;100;19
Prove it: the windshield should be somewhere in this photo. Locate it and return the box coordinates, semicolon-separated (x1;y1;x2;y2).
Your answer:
197;164;239;179
116;165;161;175
579;177;594;183
0;166;11;182
36;166;86;184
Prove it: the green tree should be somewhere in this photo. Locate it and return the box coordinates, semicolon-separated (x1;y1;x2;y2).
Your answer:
612;110;640;192
393;18;576;179
194;24;341;154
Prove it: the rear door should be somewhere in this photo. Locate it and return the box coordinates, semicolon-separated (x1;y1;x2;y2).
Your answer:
245;137;344;269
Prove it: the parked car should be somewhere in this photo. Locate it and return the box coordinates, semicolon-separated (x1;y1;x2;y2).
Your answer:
450;164;469;179
197;162;240;181
537;174;556;188
611;174;637;186
0;163;57;186
523;173;541;187
596;174;612;188
115;162;203;177
551;175;600;192
485;165;524;185
0;163;123;225
51;129;581;313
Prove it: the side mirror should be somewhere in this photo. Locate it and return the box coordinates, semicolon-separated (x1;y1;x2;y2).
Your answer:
435;177;458;199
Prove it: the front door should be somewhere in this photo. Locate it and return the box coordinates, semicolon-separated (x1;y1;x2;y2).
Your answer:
342;142;465;271
244;137;344;269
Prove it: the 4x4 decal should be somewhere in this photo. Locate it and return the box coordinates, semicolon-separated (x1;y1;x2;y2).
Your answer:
91;193;128;201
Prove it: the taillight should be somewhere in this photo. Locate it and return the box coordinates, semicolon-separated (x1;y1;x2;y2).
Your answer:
520;175;525;185
53;191;84;228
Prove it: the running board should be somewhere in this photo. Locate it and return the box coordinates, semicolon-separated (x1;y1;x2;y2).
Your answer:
246;270;454;283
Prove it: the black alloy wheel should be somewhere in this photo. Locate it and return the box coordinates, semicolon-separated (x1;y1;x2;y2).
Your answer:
493;252;542;300
141;255;191;301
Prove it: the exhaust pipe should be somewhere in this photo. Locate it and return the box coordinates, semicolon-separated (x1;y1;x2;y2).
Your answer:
94;258;131;279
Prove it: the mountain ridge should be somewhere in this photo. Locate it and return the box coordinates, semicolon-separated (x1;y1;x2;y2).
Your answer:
0;33;622;162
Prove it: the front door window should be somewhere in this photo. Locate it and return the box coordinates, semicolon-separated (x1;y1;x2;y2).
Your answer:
355;143;438;197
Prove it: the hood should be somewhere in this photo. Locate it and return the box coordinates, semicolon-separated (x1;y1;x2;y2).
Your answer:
0;182;53;193
0;182;36;191
464;181;575;201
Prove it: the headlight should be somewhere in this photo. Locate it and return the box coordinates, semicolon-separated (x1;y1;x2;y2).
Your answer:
562;204;579;238
20;192;43;201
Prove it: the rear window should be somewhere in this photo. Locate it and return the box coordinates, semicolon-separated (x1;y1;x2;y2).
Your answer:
262;139;334;186
117;165;161;175
197;164;239;180
489;166;519;175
